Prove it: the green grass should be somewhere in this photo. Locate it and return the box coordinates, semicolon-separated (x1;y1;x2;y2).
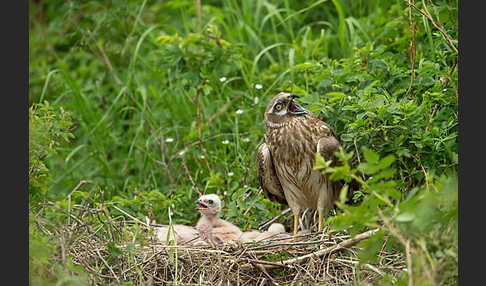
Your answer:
29;0;457;284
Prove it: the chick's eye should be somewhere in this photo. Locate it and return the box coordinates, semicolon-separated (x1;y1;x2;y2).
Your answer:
208;199;213;204
274;103;283;111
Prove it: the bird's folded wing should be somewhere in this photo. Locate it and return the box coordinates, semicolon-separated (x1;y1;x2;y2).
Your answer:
317;131;343;201
256;143;288;205
317;135;340;162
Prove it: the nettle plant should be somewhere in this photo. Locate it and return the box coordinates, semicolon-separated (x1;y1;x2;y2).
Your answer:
287;42;457;191
29;102;75;200
315;148;457;285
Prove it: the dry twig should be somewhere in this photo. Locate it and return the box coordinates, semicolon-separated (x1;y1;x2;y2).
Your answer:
34;200;404;286
404;0;458;54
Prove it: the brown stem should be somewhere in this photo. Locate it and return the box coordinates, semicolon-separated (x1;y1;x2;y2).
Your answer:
404;0;458;54
196;0;201;21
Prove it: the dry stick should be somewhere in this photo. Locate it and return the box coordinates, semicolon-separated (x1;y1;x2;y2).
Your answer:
241;228;379;270
421;0;458;55
251;262;278;286
99;188;115;242
406;0;416;96
253;230;334;244
67;180;91;225
404;0;458;54
258;208;291;231
111;205;150;228
247;239;338;251
334;258;388;280
96;249;121;283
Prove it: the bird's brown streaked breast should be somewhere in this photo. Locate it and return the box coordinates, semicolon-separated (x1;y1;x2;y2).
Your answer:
266;116;330;208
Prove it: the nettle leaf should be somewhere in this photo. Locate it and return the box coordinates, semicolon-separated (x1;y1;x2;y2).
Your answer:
329;164;352;181
335;148;354;162
340;133;354;142
362;148;380;164
373;168;397;181
357;162;380;175
396;147;411;158
377;155;396;169
314;153;328;170
341;105;359;111
325;91;347;102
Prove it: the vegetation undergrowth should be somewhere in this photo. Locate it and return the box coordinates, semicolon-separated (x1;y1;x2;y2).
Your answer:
29;0;457;285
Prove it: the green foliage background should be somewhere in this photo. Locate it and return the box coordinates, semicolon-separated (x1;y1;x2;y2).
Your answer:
29;0;457;285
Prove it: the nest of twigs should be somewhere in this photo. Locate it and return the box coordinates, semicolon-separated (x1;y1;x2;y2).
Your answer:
35;202;406;285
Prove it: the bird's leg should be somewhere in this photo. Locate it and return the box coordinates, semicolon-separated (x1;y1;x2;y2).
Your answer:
318;209;330;232
318;209;324;232
293;214;299;242
289;203;300;241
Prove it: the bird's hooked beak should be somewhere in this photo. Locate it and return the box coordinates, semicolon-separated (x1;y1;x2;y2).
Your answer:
195;199;208;210
286;93;308;115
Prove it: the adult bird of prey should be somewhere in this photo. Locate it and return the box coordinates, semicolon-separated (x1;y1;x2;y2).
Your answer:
256;92;342;239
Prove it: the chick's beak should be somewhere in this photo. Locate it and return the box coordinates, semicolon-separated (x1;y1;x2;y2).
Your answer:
196;199;208;210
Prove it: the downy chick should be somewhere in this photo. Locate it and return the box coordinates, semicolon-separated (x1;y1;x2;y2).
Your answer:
239;223;289;243
195;194;242;245
155;224;202;245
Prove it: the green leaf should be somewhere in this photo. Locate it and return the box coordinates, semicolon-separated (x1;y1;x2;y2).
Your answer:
107;242;123;257
395;212;415;222
377;155;396;169
357;162;380;175
362;148;380;164
339;184;349;205
357;230;384;265
314;153;327;170
325;92;346;102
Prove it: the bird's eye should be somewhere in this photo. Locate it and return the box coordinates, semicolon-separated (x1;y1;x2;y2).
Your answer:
208;199;213;204
274;103;283;111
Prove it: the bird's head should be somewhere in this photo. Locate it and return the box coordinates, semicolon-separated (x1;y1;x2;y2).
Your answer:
195;194;221;217
264;92;309;125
